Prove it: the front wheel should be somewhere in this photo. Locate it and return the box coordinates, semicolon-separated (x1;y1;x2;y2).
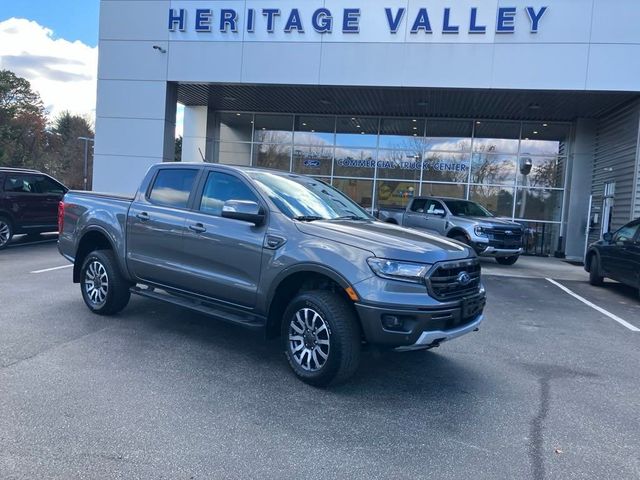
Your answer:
80;250;131;315
282;291;361;387
588;255;604;286
496;256;519;266
0;217;14;250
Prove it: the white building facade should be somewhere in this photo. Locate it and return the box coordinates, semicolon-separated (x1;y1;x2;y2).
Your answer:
95;0;640;260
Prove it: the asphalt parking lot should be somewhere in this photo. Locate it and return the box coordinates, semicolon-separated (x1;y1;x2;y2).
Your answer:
1;241;639;480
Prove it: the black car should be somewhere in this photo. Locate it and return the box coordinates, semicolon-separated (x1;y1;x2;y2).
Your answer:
585;219;640;297
0;168;68;250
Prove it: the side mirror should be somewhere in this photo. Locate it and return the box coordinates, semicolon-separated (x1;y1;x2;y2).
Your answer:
222;200;265;226
432;208;446;217
602;232;613;242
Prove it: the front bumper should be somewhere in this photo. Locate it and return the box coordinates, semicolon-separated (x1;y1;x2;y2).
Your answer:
354;292;485;349
476;245;523;257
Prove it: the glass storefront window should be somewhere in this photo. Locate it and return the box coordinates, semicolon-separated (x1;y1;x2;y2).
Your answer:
212;111;570;255
469;185;515;218
214;141;252;166
520;123;570;156
334;148;377;178
294;116;335;146
376;150;423;181
253;143;291;171
425;120;473;152
336;117;378;148
470;154;517;186
473;121;520;154
376;180;419;208
515;188;563;222
518;156;564;189
332;179;373;208
292;146;333;176
253;114;293;143
422;152;470;183
421;183;467;199
217;112;253;143
379;118;426;149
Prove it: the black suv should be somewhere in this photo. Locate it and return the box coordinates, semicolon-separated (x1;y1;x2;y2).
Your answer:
585;218;640;297
0;168;68;249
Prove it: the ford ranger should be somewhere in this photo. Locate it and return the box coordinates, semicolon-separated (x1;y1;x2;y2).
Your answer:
378;197;524;265
58;164;486;386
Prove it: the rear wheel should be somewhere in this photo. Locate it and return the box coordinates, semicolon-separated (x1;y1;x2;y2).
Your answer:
496;256;519;266
588;255;604;286
80;250;131;315
0;217;13;250
282;290;361;387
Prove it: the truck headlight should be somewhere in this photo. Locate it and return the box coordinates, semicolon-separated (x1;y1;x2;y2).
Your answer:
474;226;489;237
367;258;431;284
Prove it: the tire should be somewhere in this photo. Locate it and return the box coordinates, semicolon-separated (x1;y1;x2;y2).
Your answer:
282;290;361;387
80;249;131;315
0;216;13;250
496;256;519;266
588;255;604;286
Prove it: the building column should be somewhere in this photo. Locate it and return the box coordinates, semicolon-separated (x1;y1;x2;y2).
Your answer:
564;119;597;262
93;81;177;194
182;106;208;162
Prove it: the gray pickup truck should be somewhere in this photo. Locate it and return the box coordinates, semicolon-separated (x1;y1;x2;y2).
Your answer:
378;197;524;265
58;164;486;386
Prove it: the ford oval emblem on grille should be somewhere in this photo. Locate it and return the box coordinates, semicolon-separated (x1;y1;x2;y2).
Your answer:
457;271;472;286
505;230;513;235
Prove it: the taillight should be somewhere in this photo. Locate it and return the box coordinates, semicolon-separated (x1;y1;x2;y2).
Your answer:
58;201;65;233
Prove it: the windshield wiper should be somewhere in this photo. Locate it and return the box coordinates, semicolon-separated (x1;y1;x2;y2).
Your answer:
331;215;367;221
293;215;325;222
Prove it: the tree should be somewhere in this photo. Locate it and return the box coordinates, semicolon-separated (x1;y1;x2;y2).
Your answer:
46;111;95;189
0;70;48;169
175;135;182;162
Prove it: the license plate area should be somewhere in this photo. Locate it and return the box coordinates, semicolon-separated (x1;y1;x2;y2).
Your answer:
462;294;485;320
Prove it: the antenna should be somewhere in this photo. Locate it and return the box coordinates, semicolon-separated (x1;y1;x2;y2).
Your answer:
197;147;206;162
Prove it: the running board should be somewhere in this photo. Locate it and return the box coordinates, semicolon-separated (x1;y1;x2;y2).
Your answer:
130;286;264;329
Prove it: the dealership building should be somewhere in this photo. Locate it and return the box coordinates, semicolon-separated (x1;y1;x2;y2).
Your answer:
94;0;640;261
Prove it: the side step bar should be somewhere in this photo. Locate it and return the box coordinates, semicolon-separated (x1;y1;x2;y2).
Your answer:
130;286;265;329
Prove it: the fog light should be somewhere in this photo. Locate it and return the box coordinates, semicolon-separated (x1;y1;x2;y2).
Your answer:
382;315;404;330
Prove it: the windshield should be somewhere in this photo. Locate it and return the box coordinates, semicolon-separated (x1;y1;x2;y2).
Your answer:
246;171;371;221
443;199;493;218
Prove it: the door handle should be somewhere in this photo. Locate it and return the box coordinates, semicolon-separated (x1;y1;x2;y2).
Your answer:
136;212;150;221
189;223;207;234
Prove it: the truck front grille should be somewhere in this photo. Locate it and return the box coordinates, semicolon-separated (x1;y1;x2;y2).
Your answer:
426;259;482;301
486;227;523;248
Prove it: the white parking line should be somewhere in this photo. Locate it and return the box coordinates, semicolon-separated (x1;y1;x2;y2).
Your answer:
546;278;640;332
30;265;73;274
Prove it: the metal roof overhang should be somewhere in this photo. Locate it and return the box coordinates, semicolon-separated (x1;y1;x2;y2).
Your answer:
177;83;638;122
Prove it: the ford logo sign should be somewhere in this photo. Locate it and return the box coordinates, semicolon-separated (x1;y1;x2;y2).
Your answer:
457;271;472;286
304;159;321;168
505;230;513;235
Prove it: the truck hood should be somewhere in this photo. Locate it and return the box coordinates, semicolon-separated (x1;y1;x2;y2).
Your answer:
454;216;522;228
296;220;472;263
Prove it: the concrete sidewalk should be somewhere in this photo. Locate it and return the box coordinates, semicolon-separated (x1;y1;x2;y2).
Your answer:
480;255;588;281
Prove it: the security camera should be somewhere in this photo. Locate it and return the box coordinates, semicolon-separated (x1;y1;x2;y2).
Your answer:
152;45;167;53
520;157;533;176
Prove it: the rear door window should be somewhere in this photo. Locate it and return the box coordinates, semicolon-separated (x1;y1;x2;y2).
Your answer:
148;169;198;208
34;176;66;194
4;174;37;193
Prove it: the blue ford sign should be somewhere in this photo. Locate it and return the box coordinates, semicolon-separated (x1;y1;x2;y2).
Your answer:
303;159;321;168
169;6;548;35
